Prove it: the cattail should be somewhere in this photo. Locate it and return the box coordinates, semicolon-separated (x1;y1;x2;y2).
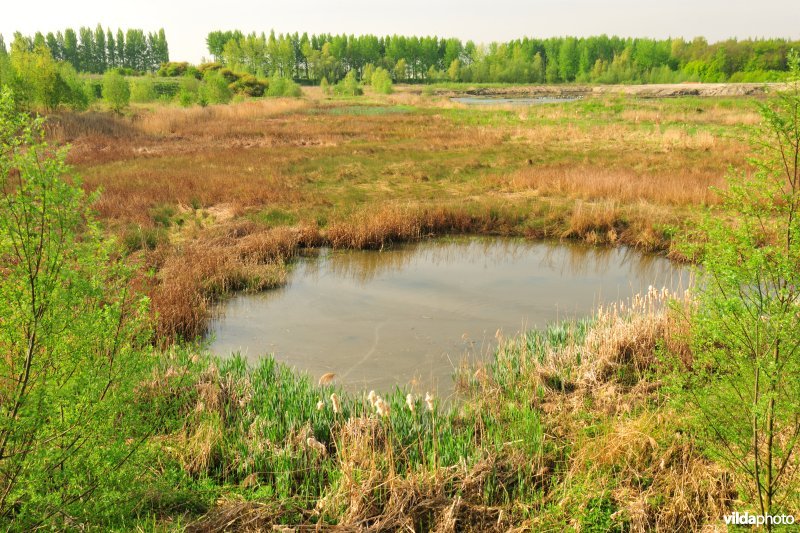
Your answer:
306;437;327;456
406;393;415;412
318;372;336;386
330;393;341;414
375;397;390;417
316;400;325;411
367;390;378;407
425;392;434;412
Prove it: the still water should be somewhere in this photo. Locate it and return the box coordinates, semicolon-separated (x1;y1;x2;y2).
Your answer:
208;237;688;393
451;96;580;105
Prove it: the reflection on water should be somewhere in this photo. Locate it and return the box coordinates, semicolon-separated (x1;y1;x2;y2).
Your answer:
451;96;580;106
208;237;688;394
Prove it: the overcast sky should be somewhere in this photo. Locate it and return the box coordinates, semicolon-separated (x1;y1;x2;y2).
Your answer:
3;0;799;63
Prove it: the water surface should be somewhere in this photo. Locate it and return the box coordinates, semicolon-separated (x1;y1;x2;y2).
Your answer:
209;238;687;393
451;96;580;106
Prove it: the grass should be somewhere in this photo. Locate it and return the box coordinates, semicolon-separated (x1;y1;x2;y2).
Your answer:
47;93;758;340
125;287;745;531
36;92;788;529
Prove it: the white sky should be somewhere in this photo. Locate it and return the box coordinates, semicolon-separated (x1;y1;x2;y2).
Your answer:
3;0;799;63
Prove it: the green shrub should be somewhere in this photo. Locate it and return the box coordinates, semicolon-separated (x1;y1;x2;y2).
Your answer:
371;67;393;94
200;70;232;104
333;70;362;96
230;73;267;97
362;63;375;84
266;74;302;97
177;88;195;107
131;76;157;103
157;61;200;79
0;88;156;528
320;76;331;95
102;69;130;112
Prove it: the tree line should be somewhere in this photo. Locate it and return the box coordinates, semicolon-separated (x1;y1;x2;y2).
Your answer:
208;30;799;84
0;26;168;74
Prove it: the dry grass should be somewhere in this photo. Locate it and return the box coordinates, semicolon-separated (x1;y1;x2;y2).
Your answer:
505;165;724;206
326;204;518;250
152;223;319;340
475;287;735;531
44;94;755;341
136;99;310;136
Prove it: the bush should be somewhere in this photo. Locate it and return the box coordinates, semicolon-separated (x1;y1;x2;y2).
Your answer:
177;88;195;107
56;62;91;110
199;70;232;104
371;67;393;94
362;63;375;84
102;70;130;112
157;61;200;79
131;76;157;103
672;51;800;518
230;73;267;97
333;70;362;96
266;74;302;97
0;88;156;527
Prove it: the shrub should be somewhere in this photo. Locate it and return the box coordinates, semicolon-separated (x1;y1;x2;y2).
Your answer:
157;61;200;79
333;70;362;96
230;73;267;97
102;69;130;112
56;62;91;110
371;67;393;94
131;76;157;103
200;70;232;104
0;88;155;527
266;74;302;97
178;88;195;107
362;63;375;84
672;51;800;518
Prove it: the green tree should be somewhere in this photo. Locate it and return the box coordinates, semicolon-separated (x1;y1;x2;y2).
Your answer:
8;44;59;110
200;70;232;103
362;63;375;84
675;51;800;522
393;58;407;82
333;70;362;96
371;66;393;94
447;58;461;81
0;88;154;527
93;24;106;73
102;70;130;112
130;76;156;102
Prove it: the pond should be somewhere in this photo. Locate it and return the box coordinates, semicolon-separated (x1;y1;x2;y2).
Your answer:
451;96;581;106
208;237;689;394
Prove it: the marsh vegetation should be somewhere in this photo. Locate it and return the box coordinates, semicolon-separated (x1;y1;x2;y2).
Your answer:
1;42;799;530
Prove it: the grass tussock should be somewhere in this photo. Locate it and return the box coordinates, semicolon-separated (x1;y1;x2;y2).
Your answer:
152;223;320;340
326;204;520;250
468;287;737;531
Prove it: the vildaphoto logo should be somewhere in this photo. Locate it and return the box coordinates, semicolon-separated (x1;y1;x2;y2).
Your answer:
723;512;796;526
